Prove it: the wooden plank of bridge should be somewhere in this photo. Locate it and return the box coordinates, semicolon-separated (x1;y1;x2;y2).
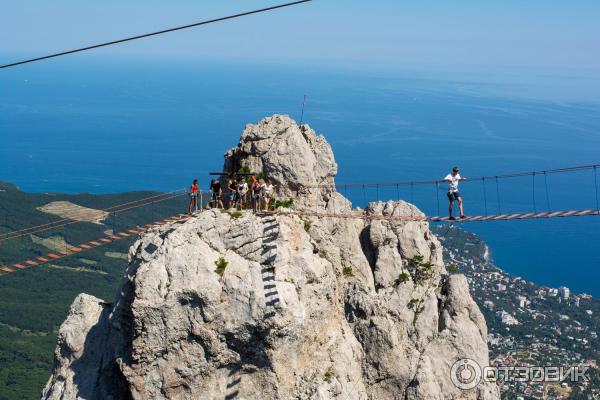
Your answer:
560;210;578;217
505;214;522;220
517;212;536;219
532;211;549;218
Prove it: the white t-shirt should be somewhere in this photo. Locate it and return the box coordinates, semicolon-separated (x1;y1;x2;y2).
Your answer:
238;182;248;195
264;184;274;195
444;173;462;192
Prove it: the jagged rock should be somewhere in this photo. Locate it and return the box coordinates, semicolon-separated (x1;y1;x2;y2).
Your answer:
223;114;339;210
42;294;129;400
43;115;499;400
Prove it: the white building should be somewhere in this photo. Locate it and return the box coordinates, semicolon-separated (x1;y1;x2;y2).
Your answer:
559;286;570;300
483;300;495;310
516;295;527;308
495;283;506;291
496;310;519;325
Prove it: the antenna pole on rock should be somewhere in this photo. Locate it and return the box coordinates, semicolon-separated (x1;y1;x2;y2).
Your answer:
299;94;308;126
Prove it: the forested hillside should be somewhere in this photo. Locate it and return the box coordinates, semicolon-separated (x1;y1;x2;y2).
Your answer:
0;181;187;399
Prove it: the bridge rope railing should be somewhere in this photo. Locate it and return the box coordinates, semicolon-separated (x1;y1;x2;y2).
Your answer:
268;163;600;190
2;203;599;277
0;213;192;276
242;162;599;218
260;208;600;223
273;162;600;220
0;188;187;242
2;162;599;245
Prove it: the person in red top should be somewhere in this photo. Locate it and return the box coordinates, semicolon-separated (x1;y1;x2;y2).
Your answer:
188;179;200;214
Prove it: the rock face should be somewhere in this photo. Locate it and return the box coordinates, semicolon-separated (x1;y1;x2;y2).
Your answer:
43;115;499;400
223;114;338;210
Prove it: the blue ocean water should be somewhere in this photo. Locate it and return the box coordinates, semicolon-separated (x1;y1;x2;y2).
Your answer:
1;58;599;295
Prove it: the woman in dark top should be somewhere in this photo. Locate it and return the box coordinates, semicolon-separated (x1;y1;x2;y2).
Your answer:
209;179;224;209
227;176;237;209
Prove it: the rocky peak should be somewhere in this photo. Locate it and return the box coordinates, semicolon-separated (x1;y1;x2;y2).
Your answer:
43;115;499;400
223;114;337;209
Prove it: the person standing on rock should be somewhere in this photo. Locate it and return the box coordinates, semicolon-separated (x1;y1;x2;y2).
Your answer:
237;178;249;209
263;179;274;211
188;179;200;214
250;174;260;211
444;167;466;220
227;175;237;209
256;178;266;210
209;179;223;209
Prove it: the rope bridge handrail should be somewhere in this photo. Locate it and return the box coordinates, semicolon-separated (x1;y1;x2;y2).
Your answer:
270;163;600;190
0;213;191;276
2;206;598;277
2;162;599;243
260;208;600;223
0;189;187;242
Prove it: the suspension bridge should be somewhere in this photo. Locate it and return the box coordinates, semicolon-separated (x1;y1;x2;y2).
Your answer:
0;163;598;277
1;0;597;274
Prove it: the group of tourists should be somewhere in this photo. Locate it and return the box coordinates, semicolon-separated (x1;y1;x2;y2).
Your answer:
188;166;467;219
188;174;276;214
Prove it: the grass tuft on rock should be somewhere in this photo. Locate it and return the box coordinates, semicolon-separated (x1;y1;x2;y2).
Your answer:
214;257;228;276
447;263;459;273
270;198;294;209
302;218;311;232
342;265;354;277
396;272;410;284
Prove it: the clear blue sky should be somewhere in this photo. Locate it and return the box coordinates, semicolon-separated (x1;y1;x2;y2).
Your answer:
2;0;600;74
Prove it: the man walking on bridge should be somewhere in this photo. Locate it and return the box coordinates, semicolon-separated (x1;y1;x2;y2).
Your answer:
444;166;466;220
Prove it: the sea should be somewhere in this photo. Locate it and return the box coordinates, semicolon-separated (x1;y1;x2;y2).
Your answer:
1;57;600;296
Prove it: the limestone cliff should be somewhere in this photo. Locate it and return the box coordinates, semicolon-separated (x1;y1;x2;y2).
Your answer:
42;115;499;400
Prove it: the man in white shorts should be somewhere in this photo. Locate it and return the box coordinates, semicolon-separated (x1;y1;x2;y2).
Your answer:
444;166;466;220
237;179;249;209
